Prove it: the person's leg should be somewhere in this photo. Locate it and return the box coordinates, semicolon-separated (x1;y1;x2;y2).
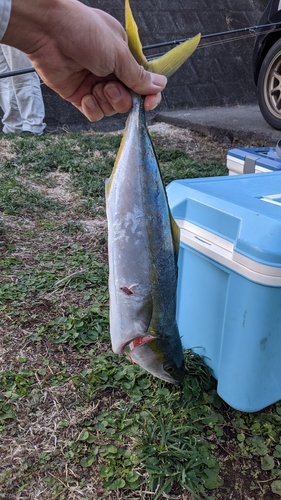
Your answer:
0;44;23;133
2;45;46;134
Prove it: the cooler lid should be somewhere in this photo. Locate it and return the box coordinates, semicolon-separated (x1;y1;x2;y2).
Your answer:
167;172;281;267
227;147;281;172
228;147;271;160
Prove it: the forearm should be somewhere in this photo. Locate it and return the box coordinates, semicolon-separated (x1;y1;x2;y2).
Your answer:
0;0;166;120
2;0;121;78
1;0;74;53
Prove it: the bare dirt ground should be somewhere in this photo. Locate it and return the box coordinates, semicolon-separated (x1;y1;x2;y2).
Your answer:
148;122;267;164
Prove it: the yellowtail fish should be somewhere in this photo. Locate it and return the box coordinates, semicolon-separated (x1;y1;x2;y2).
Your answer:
105;0;200;383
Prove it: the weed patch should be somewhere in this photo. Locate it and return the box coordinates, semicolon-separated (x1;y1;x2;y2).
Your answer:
0;129;280;499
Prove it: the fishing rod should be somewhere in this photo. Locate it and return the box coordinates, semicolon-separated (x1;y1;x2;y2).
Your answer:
1;22;281;79
0;67;35;79
143;22;281;51
145;22;281;60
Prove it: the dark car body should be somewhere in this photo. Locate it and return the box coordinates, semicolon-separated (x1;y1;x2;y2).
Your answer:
253;0;281;85
252;0;281;128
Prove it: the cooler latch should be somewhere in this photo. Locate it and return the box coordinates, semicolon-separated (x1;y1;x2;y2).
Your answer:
244;154;259;174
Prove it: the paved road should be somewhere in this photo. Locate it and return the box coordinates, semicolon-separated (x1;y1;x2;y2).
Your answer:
155;105;281;146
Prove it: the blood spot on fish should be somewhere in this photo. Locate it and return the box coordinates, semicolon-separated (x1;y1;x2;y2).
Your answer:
120;286;134;295
129;335;155;351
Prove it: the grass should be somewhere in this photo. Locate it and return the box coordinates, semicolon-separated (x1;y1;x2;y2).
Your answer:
0;129;281;499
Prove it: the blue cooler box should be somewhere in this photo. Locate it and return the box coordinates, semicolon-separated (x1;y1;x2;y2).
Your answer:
227;147;281;175
167;172;281;412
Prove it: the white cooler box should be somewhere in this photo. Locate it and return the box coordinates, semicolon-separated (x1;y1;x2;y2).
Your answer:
227;146;281;175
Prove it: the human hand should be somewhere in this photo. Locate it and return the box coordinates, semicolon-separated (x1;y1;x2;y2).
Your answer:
2;0;167;121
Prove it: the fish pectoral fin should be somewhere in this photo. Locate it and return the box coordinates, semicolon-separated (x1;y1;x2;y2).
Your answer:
137;293;153;332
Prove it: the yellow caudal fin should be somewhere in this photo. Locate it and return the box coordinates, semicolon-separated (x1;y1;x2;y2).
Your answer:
125;0;201;78
147;34;201;77
125;0;149;69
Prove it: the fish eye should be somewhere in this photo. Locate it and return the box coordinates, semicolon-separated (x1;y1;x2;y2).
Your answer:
165;365;175;373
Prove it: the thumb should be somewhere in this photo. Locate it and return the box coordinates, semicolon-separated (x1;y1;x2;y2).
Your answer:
114;47;167;95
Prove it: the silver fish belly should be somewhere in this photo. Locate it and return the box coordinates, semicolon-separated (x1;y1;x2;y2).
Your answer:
106;93;185;384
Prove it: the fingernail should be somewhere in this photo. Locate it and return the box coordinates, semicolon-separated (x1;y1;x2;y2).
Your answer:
104;84;121;102
144;93;162;112
150;96;162;111
151;74;167;88
84;95;96;110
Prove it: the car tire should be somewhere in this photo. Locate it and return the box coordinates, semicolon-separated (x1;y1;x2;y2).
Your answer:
257;38;281;130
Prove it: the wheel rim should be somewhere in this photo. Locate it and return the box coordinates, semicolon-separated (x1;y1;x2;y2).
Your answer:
263;50;281;119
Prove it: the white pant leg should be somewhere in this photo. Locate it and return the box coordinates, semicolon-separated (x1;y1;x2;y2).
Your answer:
1;45;46;134
0;45;24;133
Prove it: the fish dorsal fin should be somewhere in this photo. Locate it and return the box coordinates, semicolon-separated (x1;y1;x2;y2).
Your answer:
125;0;201;78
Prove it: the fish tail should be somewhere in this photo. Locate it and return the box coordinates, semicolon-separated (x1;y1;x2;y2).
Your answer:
125;0;201;78
125;0;149;69
147;34;201;78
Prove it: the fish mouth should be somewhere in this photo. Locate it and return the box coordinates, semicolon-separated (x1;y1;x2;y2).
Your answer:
122;335;184;384
123;335;156;353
